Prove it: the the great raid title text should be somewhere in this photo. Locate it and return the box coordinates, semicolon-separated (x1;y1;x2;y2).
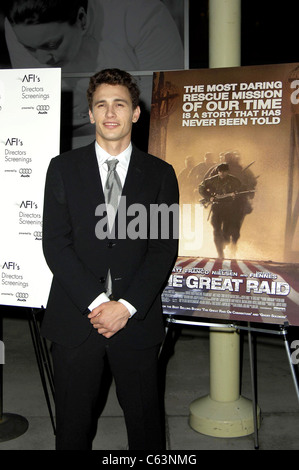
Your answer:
168;271;290;296
163;267;290;321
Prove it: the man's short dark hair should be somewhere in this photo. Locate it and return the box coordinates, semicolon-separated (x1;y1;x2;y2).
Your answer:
87;69;140;110
217;163;229;172
6;0;88;25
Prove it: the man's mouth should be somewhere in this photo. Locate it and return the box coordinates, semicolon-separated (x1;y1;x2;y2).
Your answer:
104;122;119;128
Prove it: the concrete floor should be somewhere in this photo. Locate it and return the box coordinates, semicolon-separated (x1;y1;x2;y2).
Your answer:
0;310;299;451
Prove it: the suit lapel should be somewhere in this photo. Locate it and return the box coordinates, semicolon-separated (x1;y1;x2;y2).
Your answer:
121;146;145;203
76;141;105;209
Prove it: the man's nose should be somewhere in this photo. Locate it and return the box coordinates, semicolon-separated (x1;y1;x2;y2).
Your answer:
105;104;117;117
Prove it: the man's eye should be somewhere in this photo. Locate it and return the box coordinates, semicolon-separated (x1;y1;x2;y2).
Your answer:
42;38;63;51
43;41;61;50
47;43;59;50
25;45;36;53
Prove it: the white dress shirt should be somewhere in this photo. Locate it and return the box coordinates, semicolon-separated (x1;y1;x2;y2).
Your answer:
88;142;136;317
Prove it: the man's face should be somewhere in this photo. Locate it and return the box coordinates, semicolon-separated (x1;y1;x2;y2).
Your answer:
12;21;84;67
218;170;228;179
89;84;140;151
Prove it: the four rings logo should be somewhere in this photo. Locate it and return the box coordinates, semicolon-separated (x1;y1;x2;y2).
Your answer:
36;104;50;114
16;292;29;302
34;231;42;240
19;168;32;177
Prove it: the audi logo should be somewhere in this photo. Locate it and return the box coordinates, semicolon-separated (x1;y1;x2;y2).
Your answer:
36;105;50;111
16;292;29;299
34;231;42;239
19;168;32;175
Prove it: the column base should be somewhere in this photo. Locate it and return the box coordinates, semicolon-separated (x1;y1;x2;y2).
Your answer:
0;413;29;442
189;394;260;438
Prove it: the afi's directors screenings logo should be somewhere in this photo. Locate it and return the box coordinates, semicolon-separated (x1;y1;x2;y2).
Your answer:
20;73;50;114
1;261;29;303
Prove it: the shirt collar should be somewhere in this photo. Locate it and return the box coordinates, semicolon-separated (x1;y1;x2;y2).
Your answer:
95;141;132;171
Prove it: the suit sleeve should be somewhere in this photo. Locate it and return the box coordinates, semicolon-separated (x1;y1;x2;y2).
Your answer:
42;158;105;313
122;164;179;320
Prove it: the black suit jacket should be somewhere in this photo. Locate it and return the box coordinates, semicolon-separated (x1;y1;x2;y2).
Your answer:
41;142;179;348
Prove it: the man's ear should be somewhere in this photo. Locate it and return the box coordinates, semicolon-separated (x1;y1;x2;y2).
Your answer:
89;109;95;124
132;106;141;123
76;6;87;30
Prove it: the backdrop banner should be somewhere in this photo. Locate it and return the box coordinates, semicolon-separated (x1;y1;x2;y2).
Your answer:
0;68;61;309
148;63;299;326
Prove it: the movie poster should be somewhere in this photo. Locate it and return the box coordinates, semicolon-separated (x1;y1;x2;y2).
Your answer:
149;63;299;326
0;68;61;309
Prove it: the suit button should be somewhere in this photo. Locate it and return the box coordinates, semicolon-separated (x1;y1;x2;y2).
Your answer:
99;277;105;284
108;242;115;248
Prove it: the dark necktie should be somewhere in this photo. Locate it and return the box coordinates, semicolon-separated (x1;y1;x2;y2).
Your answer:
104;159;122;297
104;159;122;217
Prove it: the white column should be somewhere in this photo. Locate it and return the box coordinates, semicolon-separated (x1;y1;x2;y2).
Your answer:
209;0;241;68
190;327;259;437
189;0;260;437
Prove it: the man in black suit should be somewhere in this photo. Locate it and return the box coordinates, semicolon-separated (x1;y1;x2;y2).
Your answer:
41;69;179;450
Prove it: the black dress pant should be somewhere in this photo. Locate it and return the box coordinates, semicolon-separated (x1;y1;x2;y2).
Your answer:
51;328;164;450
